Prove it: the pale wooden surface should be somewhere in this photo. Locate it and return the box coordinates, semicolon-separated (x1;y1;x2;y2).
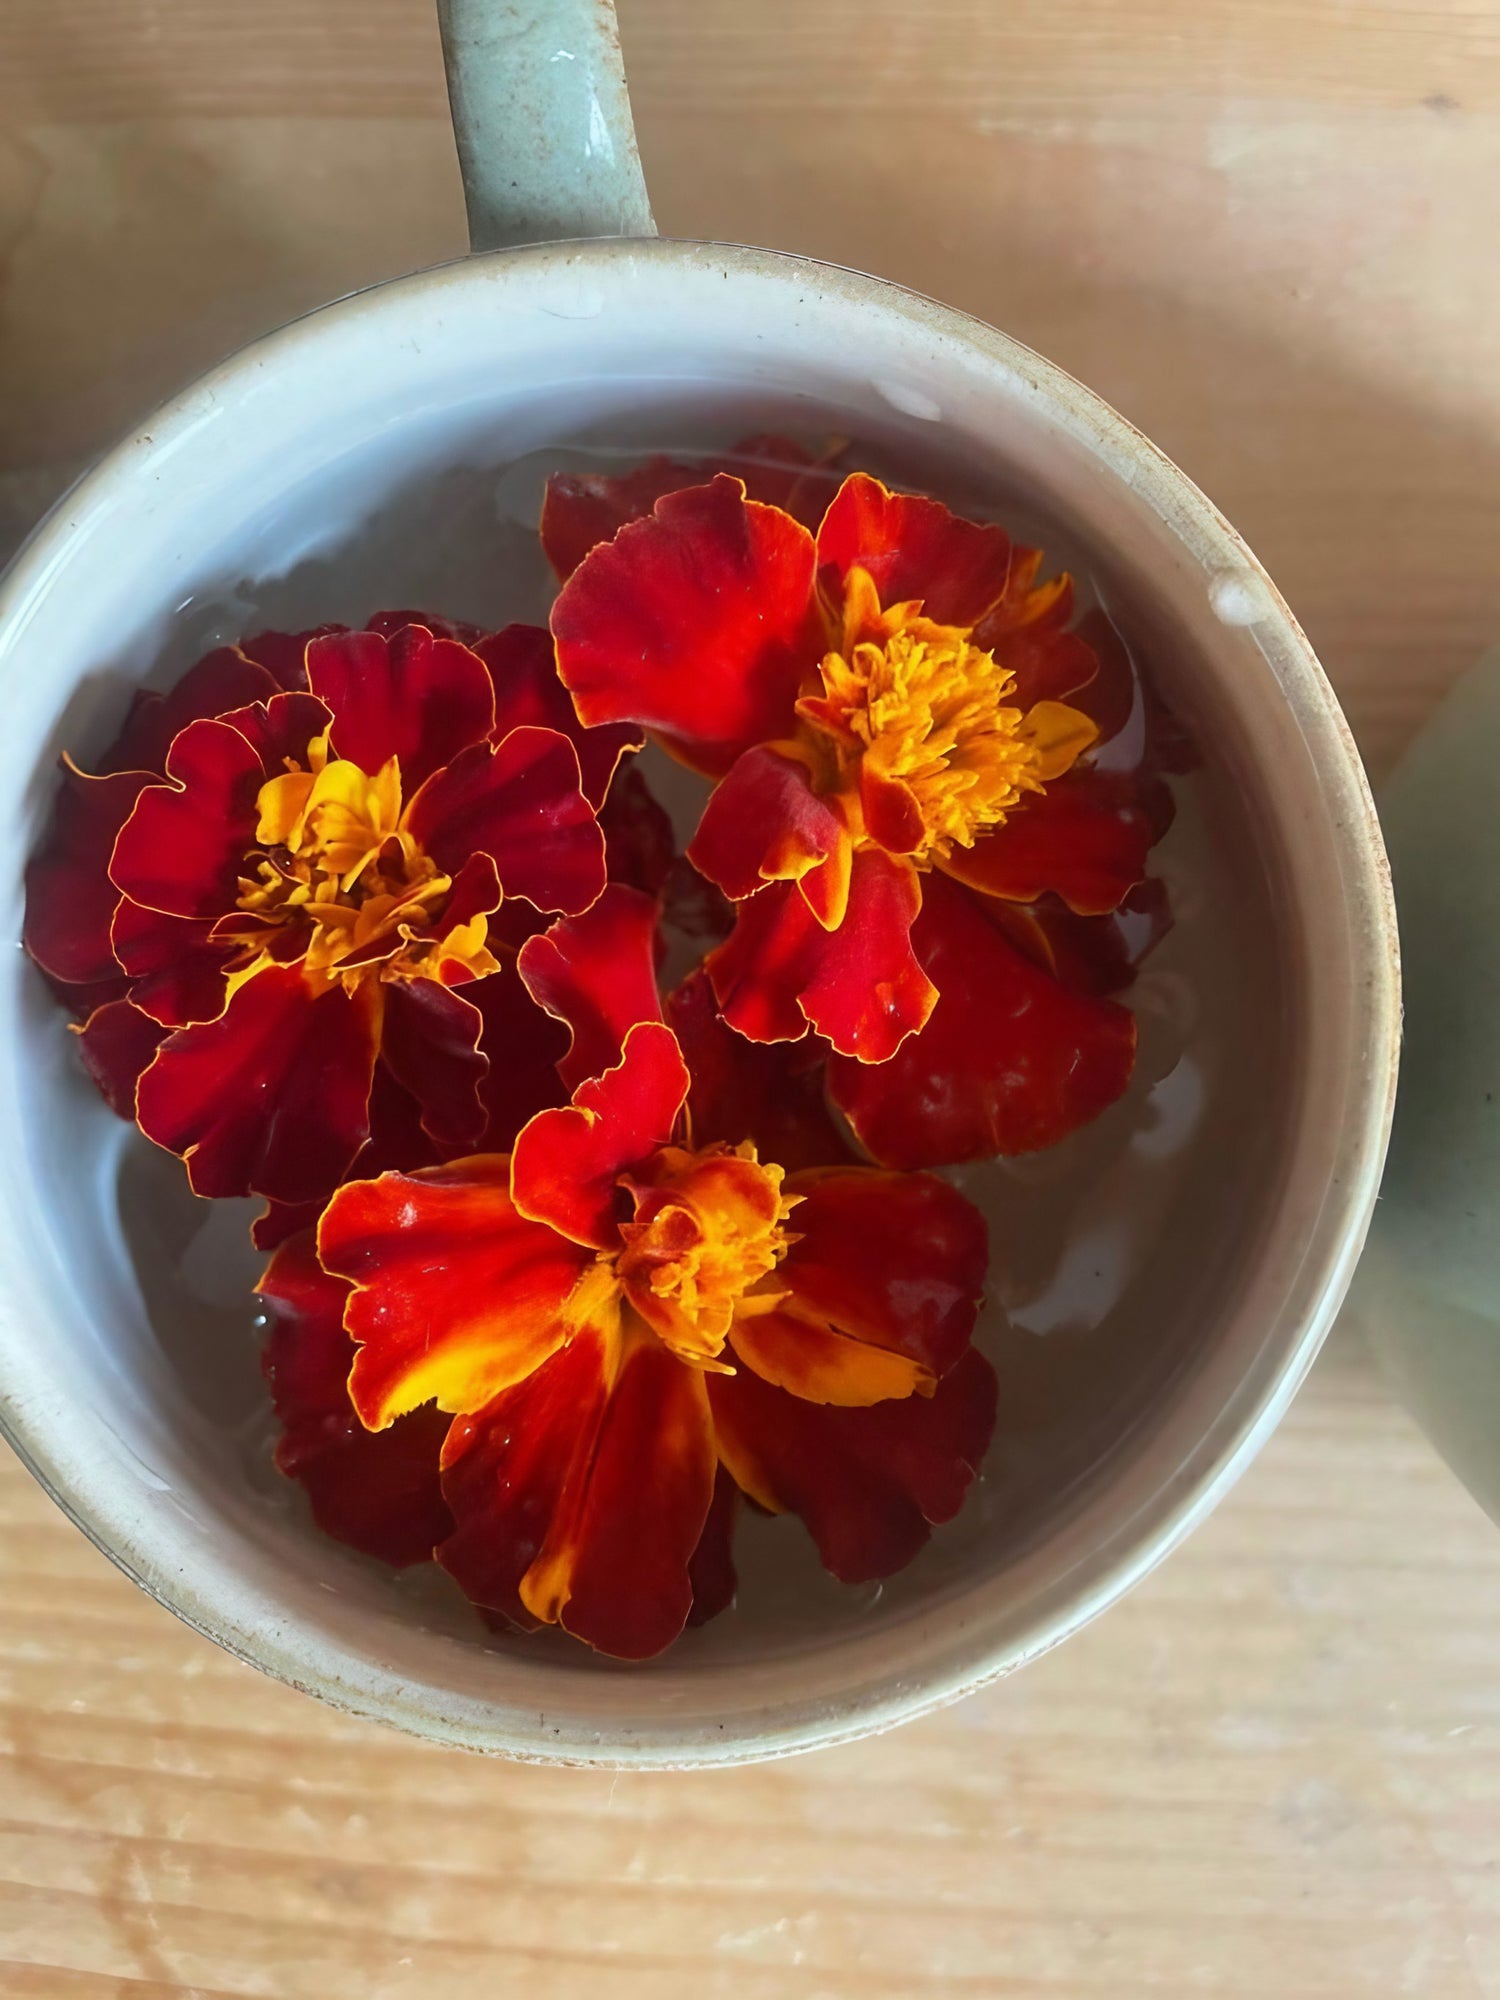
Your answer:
3;2;1500;1994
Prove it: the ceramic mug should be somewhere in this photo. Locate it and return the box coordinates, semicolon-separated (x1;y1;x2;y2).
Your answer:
0;0;1399;1765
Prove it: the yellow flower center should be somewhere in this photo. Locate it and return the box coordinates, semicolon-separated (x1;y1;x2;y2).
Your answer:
799;568;1099;866
845;624;1043;860
226;734;498;994
614;1141;800;1370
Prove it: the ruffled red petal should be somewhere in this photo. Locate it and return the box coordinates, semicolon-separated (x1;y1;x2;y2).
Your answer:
688;744;849;906
815;473;1014;629
510;1021;690;1250
136;964;381;1202
709;1346;998;1583
474;624;641;808
111;899;235;1027
551;475;820;777
258;1233;452;1567
439;1320;716;1659
319;1155;591;1428
664;967;854;1170
379;979;487;1151
827;871;1136;1168
404;727;605;916
775;1165;989;1385
108;716;264;920
98;647;282;778
517;884;663;1090
307;625;496;793
75;998;168;1120
939;767;1167;916
706;849;934;1062
23;765;151;986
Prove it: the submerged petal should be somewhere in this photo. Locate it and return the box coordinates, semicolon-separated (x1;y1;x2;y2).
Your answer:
828;871;1136;1168
665;967;854;1171
259;1232;452;1567
709;1346;998;1583
939;767;1169;916
769;1165;988;1391
686;1463;741;1628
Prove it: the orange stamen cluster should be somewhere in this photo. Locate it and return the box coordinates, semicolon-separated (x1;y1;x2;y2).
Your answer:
802;566;1097;865
228;735;497;995
615;1141;800;1370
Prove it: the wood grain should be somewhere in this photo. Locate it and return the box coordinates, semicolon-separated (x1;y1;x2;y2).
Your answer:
4;1;1500;1993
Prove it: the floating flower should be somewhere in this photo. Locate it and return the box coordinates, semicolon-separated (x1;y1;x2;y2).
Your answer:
294;885;995;1657
550;467;1174;1160
25;620;620;1205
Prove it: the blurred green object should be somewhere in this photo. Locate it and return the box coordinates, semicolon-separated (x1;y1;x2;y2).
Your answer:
1357;645;1500;1521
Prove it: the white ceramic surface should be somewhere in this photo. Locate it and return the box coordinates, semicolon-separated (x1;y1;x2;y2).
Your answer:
0;238;1398;1765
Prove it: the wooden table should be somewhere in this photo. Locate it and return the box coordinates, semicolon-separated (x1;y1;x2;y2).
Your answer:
3;3;1500;1993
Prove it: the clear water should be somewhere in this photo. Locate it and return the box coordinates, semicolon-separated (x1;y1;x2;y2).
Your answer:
73;426;1286;1660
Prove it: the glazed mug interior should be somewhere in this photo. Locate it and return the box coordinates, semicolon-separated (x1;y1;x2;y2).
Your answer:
0;2;1398;1766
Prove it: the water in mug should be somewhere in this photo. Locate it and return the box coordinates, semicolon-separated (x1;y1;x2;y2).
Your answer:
36;416;1288;1659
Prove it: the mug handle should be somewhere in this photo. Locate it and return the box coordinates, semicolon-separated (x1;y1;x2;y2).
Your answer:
436;0;656;251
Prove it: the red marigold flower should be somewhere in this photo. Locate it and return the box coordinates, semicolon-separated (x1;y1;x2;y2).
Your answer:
25;619;613;1205
307;885;996;1658
549;468;1175;1162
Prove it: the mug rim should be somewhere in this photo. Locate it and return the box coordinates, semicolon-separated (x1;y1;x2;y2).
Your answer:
0;236;1401;1765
